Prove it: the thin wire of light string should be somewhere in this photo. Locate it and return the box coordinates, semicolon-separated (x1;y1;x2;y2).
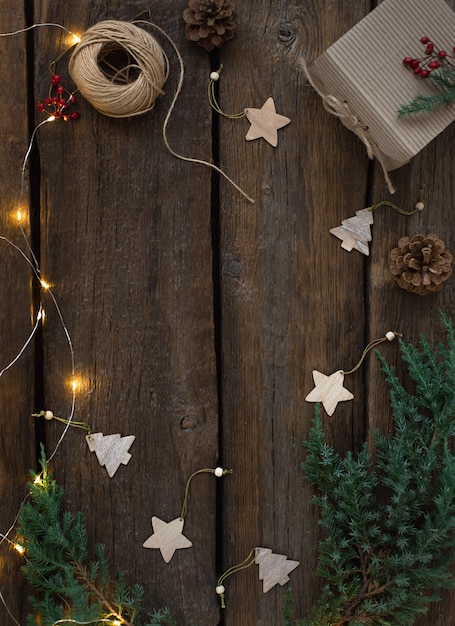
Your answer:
0;23;78;39
0;589;22;626
0;304;42;379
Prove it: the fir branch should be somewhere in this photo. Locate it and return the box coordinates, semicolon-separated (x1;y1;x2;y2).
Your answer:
398;68;455;116
299;312;455;625
72;560;134;626
16;447;175;626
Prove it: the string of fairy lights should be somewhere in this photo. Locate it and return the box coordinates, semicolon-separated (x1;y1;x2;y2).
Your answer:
0;21;106;626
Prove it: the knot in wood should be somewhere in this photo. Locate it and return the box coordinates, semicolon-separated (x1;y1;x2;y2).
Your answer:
278;22;296;43
224;258;243;278
180;413;199;431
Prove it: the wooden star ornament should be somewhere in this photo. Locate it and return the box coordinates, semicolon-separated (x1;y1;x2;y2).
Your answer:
305;369;354;416
245;97;291;146
143;516;192;563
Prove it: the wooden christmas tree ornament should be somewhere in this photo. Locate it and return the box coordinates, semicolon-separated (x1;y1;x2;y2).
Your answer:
85;432;135;478
208;67;291;146
305;331;401;415
330;198;424;256
143;466;232;562
216;547;299;607
32;410;135;477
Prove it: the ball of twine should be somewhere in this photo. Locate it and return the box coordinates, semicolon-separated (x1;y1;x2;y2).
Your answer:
68;20;169;118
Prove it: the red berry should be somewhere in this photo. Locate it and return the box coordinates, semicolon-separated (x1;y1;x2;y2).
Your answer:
36;102;45;112
421;36;430;44
57;98;66;107
413;67;422;74
69;95;76;104
403;56;412;65
57;85;64;94
425;43;434;54
70;111;80;120
51;74;61;86
63;115;70;121
420;69;430;78
438;50;447;58
428;60;440;69
44;97;52;106
410;59;420;69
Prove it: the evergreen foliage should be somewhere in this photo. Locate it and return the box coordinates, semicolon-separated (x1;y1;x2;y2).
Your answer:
16;447;175;626
297;313;455;625
398;68;455;116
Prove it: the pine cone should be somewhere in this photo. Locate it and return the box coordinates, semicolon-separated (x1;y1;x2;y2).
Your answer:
183;0;238;51
390;233;453;295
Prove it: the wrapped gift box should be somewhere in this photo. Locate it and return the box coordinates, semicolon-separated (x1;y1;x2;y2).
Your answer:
307;0;455;173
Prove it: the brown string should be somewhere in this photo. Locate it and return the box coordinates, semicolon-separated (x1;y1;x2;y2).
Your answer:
69;19;254;203
69;20;168;118
299;58;396;195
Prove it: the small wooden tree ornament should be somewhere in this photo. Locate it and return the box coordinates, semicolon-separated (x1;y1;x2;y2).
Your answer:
330;198;424;256
208;67;291;146
32;410;135;477
305;331;401;415
216;547;299;608
143;466;233;562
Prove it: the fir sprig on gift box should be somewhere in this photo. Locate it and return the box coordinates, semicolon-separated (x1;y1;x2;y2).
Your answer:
15;447;175;626
295;312;455;625
399;36;455;115
398;67;455;116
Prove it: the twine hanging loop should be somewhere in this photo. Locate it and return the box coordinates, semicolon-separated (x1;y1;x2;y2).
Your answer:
68;20;168;118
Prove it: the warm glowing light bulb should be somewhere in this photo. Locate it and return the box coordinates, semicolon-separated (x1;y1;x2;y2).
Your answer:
72;33;81;44
112;621;121;626
48;115;56;122
16;208;22;222
14;543;25;555
34;475;42;485
40;279;50;290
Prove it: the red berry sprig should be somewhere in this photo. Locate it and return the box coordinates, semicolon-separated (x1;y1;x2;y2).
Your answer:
36;74;80;121
402;36;455;78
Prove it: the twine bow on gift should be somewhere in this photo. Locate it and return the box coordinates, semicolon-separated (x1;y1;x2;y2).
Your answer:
299;59;396;194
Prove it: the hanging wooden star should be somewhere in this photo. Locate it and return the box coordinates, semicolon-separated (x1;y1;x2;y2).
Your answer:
305;369;354;416
330;208;374;255
255;547;300;593
85;432;135;477
244;97;291;146
143;516;192;563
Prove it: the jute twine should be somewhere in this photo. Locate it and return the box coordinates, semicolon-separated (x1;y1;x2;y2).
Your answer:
298;57;396;194
68;18;253;202
68;20;169;118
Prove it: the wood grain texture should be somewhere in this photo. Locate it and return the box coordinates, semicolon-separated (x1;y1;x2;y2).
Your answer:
32;2;218;624
365;1;455;623
218;1;371;623
2;1;455;624
0;6;35;624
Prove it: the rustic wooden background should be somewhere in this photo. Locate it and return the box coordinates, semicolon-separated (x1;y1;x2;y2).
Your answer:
1;1;455;625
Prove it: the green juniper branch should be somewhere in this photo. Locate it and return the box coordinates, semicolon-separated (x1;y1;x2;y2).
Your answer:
15;447;175;626
296;312;455;625
398;68;455;116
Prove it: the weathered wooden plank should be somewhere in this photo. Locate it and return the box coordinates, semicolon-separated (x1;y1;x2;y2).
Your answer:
33;3;218;624
0;5;36;625
366;1;455;623
218;2;371;623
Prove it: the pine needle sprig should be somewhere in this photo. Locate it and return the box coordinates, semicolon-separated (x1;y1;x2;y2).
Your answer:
298;312;455;625
398;68;455;116
15;446;175;626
